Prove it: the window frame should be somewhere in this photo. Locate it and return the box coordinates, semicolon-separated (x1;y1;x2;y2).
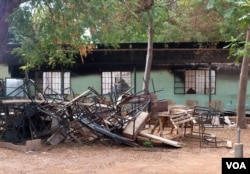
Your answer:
42;71;71;95
101;71;132;95
174;69;216;95
0;79;4;98
5;78;25;98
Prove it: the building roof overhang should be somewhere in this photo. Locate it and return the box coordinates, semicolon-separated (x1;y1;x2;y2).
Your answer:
1;42;233;68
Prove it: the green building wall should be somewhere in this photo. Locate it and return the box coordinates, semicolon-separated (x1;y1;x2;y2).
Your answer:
71;73;101;95
0;64;10;79
71;67;250;111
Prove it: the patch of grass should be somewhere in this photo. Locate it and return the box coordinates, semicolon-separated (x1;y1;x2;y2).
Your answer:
143;140;153;148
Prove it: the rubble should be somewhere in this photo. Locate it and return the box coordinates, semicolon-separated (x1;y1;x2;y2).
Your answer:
0;80;155;149
0;78;231;151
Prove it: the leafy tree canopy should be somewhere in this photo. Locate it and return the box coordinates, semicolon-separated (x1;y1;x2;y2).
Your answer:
203;0;250;60
202;0;250;129
7;0;237;70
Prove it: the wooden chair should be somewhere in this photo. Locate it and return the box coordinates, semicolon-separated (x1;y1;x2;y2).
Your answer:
169;109;196;138
151;111;170;137
151;105;195;138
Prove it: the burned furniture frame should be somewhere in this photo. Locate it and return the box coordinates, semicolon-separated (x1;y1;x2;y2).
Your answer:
192;106;224;148
0;81;52;144
0;79;152;147
193;106;224;128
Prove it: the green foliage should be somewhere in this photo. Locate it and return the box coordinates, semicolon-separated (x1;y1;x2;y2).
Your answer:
8;0;241;70
204;0;250;60
8;0;150;69
155;0;232;42
9;0;129;70
223;34;245;62
205;0;250;35
143;140;153;148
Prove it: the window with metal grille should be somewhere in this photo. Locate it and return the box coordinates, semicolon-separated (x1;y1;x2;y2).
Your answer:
174;69;216;94
102;71;132;95
5;78;24;97
43;72;70;95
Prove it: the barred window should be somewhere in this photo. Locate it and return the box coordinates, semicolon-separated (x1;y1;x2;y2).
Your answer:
43;72;70;95
102;71;131;95
174;69;216;94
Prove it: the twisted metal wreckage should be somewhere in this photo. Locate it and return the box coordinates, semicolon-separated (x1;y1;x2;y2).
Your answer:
0;79;157;148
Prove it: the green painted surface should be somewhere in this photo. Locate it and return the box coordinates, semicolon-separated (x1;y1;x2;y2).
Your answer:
70;68;250;111
0;64;10;79
71;73;101;95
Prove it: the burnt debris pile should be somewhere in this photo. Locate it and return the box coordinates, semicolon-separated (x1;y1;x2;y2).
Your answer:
0;80;153;147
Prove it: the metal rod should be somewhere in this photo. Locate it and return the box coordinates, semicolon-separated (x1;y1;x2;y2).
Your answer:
237;127;241;143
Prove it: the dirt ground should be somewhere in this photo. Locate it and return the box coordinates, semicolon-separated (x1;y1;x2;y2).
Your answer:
0;125;249;174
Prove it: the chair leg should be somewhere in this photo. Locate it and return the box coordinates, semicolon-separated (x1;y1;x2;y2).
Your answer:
151;118;159;134
199;124;217;148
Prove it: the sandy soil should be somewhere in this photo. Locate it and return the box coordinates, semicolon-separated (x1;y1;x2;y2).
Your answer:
0;125;249;174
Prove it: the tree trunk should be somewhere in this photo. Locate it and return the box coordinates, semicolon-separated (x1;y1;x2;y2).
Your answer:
236;26;250;129
142;11;153;94
0;0;21;62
